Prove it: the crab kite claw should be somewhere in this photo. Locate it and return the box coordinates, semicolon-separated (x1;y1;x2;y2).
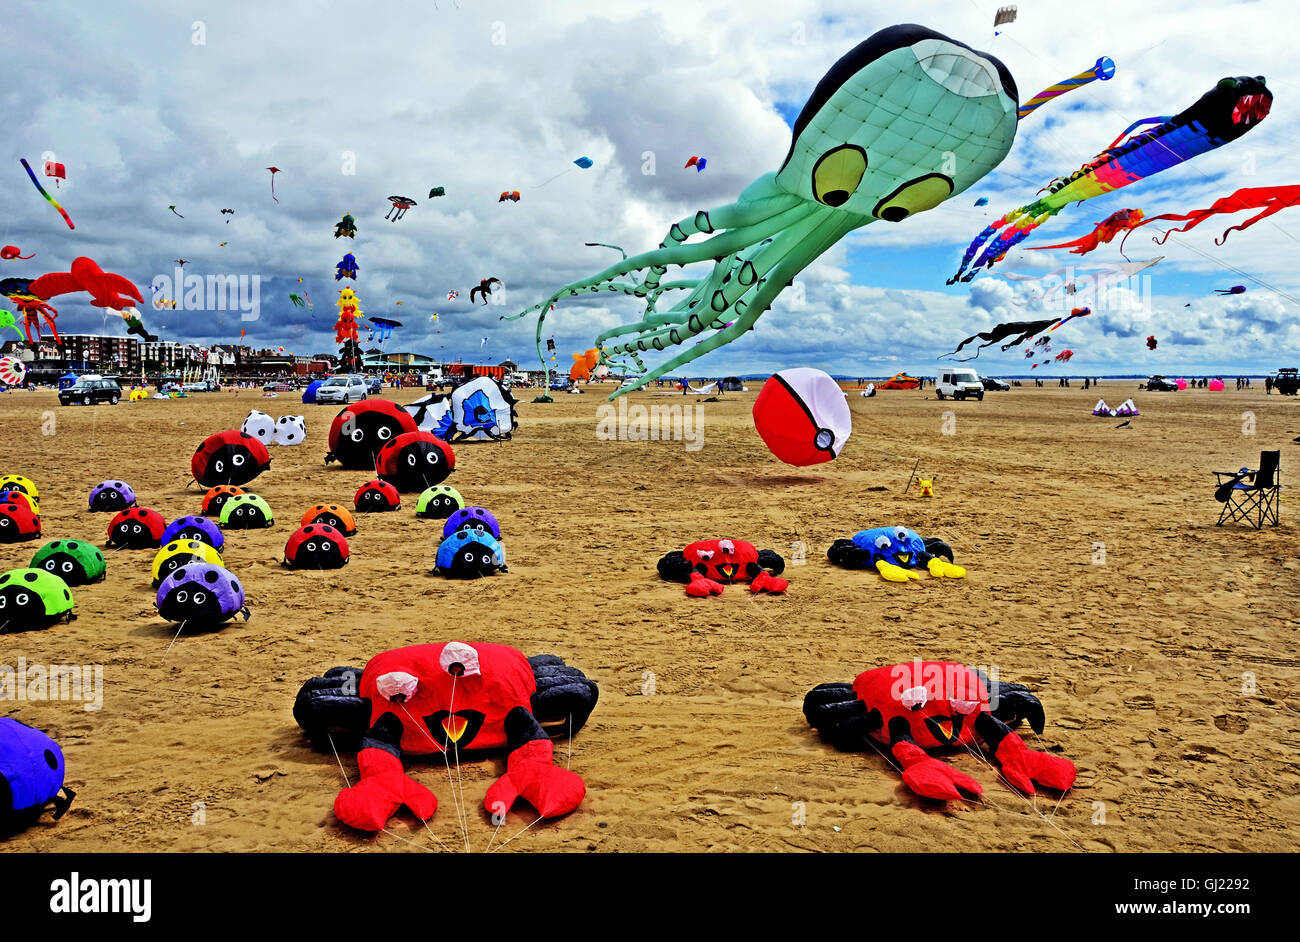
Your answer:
893;741;983;800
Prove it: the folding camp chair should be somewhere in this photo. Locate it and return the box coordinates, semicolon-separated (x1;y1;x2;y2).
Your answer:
1214;450;1281;528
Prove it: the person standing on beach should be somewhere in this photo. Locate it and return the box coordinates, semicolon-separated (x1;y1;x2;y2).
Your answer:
1266;375;1273;394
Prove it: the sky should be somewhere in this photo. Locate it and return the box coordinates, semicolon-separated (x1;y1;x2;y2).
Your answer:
3;0;1298;377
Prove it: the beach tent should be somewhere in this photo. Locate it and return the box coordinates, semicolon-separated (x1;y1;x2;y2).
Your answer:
720;376;745;392
302;380;323;404
58;372;78;390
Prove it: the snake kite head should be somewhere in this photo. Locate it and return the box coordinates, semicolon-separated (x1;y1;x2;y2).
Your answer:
776;24;1018;222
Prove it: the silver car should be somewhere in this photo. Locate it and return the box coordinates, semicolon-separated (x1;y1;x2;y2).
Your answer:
314;374;368;404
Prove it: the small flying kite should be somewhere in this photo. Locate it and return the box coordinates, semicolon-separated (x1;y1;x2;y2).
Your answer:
499;191;521;202
168;205;184;218
470;277;502;304
684;156;707;172
446;289;459;301
385;196;416;221
429;186;446;198
1213;285;1247;295
266;166;281;203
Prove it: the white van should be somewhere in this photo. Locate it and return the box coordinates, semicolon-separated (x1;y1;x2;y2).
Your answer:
936;368;984;401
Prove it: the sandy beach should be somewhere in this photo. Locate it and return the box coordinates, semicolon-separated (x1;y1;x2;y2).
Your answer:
1;382;1296;852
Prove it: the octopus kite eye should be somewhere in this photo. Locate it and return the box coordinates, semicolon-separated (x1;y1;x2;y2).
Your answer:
873;173;953;222
812;144;867;207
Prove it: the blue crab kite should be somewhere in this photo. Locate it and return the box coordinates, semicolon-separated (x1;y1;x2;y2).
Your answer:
507;24;1021;397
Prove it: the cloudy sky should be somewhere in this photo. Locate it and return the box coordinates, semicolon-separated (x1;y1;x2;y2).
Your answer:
4;0;1298;377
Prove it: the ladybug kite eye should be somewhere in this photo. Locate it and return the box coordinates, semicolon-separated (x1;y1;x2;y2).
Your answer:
426;453;439;465
176;590;189;602
62;561;73;573
406;454;417;466
214;460;224;472
462;551;475;562
305;542;317;552
874;535;892;550
232;454;245;466
44;560;55;570
377;427;393;440
321;541;332;551
193;591;207;605
16;592;29;605
350;429;364;442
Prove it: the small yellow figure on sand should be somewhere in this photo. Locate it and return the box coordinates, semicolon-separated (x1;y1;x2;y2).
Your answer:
914;476;935;498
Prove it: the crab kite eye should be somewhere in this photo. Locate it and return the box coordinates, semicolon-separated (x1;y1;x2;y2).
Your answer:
872;173;953;222
951;699;981;715
894;527;908;542
696;549;714;561
874;535;892;550
812;144;867;207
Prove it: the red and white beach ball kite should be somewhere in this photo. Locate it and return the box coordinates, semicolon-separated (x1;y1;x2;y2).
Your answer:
752;368;852;466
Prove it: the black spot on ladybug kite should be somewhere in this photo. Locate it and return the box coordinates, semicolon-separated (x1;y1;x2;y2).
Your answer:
375;431;455;492
656;538;788;597
105;508;166;549
282;524;350;569
325;400;418;470
191;430;271;487
803;661;1076;802
354;479;400;512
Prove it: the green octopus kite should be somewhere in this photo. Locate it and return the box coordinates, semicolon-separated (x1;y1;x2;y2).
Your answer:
507;24;1021;397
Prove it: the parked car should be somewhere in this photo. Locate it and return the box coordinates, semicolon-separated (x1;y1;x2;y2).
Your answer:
365;376;384;394
263;381;296;393
314;374;368;404
59;376;122;406
935;368;984;401
1143;375;1179;392
980;375;1010;391
1271;368;1299;395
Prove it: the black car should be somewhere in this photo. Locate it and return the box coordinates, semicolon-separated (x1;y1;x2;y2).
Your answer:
980;376;1010;391
1271;368;1298;396
59;378;123;406
1143;375;1178;392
